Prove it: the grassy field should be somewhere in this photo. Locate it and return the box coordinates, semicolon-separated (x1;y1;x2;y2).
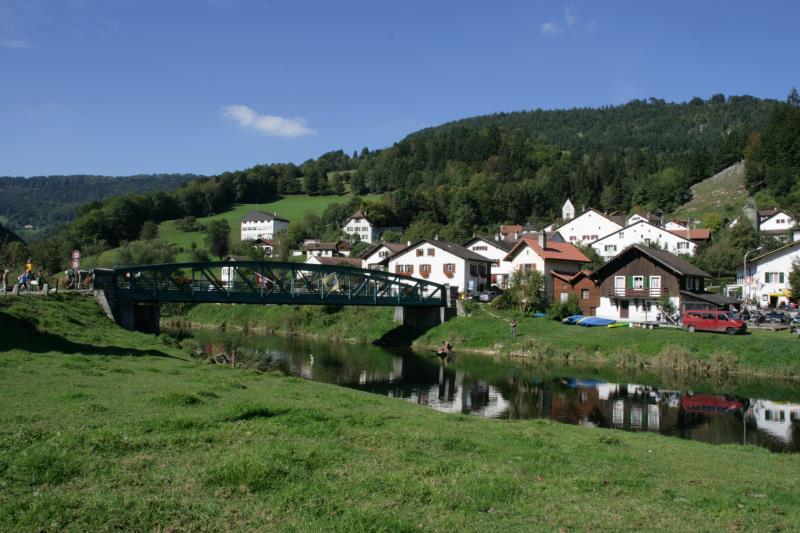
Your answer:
96;194;381;265
2;295;800;531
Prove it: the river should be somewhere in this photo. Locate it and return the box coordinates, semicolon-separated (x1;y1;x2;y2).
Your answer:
190;330;800;453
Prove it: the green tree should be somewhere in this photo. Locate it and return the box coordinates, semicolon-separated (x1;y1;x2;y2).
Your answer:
205;220;230;259
139;220;159;241
500;269;546;314
790;259;800;304
115;239;179;266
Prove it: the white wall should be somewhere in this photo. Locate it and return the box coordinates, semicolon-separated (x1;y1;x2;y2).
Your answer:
591;222;696;261
387;242;489;294
464;239;513;288
595;296;680;322
760;212;797;234
362;245;396;270
241;219;288;241
343;217;378;244
556;210;622;246
738;242;800;307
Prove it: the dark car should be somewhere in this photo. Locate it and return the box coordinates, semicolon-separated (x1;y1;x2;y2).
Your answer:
741;309;765;323
478;290;499;302
765;311;791;324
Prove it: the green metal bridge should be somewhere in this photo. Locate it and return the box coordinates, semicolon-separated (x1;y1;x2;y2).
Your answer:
93;261;451;333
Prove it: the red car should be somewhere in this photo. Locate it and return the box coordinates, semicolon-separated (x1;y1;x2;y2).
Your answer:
683;310;747;335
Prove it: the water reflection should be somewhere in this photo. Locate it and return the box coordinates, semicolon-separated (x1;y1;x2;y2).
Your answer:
194;332;800;453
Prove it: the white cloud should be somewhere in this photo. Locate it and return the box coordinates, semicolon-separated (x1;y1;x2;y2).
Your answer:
221;105;316;138
564;7;576;27
540;21;561;35
0;39;30;48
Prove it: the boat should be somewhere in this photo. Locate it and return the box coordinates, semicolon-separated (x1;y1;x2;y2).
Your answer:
562;314;584;325
531;312;546;318
578;317;616;327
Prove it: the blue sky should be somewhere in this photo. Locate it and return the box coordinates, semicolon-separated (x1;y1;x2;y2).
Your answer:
1;0;798;177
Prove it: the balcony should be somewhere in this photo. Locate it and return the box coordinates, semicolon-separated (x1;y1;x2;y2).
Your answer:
604;287;664;299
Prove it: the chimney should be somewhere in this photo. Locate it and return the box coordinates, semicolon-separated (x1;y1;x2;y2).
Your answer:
538;231;547;249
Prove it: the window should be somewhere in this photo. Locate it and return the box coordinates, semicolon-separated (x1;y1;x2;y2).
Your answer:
416;249;424;257
470;264;478;276
420;264;431;273
765;410;786;422
522;264;535;272
649;276;661;289
604;245;617;253
473;245;488;252
619;232;624;239
379;251;390;258
765;272;785;284
677;242;689;249
614;276;625;289
445;263;455;273
427;248;435;256
632;276;644;289
644;238;651;246
581;289;589;299
570;236;577;241
403;265;413;274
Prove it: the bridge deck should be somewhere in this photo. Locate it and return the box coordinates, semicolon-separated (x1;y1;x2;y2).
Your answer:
95;260;447;307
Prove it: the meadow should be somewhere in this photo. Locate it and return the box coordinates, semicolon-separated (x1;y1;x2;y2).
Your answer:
1;294;799;531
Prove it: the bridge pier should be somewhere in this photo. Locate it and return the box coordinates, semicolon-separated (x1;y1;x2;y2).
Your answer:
96;291;161;334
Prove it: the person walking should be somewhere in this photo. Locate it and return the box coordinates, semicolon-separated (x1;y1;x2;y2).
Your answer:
510;318;517;338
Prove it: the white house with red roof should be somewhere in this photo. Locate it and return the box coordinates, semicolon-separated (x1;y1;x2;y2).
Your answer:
552;209;623;246
383;239;493;296
759;210;797;240
503;234;590;297
360;241;406;270
590;221;696;262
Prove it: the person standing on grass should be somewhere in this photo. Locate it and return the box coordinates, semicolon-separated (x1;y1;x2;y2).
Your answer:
510;318;517;338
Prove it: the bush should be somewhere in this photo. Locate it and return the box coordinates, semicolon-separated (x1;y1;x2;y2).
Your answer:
547;295;581;320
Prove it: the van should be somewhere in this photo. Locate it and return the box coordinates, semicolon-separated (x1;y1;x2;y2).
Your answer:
683;310;747;335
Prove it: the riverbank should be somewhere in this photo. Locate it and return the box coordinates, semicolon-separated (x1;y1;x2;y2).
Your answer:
175;303;800;380
2;295;800;530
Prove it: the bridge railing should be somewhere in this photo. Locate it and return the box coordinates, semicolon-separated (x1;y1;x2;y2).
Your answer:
102;261;447;307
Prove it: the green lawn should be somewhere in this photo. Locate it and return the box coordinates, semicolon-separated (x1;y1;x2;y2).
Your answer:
672;161;747;221
96;194;380;265
2;295;800;531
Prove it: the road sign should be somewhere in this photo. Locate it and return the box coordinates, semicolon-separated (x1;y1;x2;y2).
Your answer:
71;259;80;269
71;250;81;260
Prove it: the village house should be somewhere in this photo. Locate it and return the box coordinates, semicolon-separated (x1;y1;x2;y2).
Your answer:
562;198;576;221
737;239;800;308
304;255;363;268
590;245;735;322
252;238;274;257
462;235;514;288
360;241;406;270
502;233;590;297
219;255;249;288
303;240;351;258
667;228;712;246
626;212;662;227
551;270;599;316
758;209;797;241
664;219;691;231
590;221;696;262
342;211;402;245
382;239;493;296
240;211;289;241
551;208;623;246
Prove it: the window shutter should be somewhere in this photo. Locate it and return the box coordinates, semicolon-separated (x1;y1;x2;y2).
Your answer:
644;276;649;289
627;275;633;288
780;272;785;284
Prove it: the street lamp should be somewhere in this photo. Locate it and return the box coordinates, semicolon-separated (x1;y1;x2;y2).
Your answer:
742;246;762;304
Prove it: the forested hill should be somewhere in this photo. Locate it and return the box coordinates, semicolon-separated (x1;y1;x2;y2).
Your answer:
354;95;778;225
0;174;198;233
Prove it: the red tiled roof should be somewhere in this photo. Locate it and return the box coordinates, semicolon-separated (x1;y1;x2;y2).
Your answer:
669;229;711;241
499;224;524;235
505;238;590;263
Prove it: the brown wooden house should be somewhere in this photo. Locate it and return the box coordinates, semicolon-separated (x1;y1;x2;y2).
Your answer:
551;270;600;316
589;245;737;321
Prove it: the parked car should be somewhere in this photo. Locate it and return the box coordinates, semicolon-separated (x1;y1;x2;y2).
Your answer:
740;309;765;323
683;310;747;335
478;290;499;302
765;311;791;324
